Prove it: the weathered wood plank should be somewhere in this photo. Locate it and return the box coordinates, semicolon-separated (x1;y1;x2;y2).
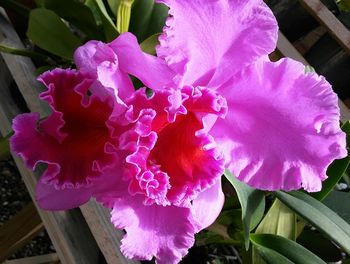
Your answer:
0;9;48;116
293;26;327;55
0;57;100;264
299;0;350;55
0;202;44;262
3;253;59;264
277;31;309;65
80;201;139;264
0;8;139;264
0;11;100;264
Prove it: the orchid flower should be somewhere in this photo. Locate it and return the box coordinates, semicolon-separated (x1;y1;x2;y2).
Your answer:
10;0;347;263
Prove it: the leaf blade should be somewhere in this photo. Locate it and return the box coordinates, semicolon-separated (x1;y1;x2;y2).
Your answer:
275;191;350;254
27;8;82;60
93;0;119;41
250;234;326;264
224;170;265;250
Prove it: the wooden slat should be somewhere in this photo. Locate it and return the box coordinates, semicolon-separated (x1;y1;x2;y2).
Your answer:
299;0;350;55
0;11;100;264
0;8;139;264
276;31;309;65
3;253;59;264
80;201;139;264
0;202;44;262
0;10;48;116
293;26;327;55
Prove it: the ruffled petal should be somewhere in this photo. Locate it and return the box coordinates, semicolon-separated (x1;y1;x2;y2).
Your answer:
74;40;134;101
11;112;57;169
191;179;225;232
11;69;119;189
36;179;92;210
109;32;175;90
156;0;278;88
118;87;226;206
212;58;347;192
111;197;195;264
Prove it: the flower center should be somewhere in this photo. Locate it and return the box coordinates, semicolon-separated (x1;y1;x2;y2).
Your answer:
123;87;227;206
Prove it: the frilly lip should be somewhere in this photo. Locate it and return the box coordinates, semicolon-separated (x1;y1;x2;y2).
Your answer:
11;68;122;189
118;86;227;206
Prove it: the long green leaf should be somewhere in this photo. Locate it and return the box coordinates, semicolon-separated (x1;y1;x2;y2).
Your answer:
129;0;168;42
275;191;350;254
27;8;82;60
107;0;121;18
250;234;326;264
323;190;350;224
93;0;119;41
253;245;294;264
0;44;51;63
41;0;102;39
224;170;265;250
312;121;350;200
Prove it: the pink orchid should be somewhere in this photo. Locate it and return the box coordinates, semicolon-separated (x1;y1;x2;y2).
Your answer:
10;0;347;263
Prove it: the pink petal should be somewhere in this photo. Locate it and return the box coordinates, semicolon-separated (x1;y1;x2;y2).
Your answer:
74;40;134;101
156;0;278;88
212;58;347;192
191;179;225;232
109;32;175;90
36;179;92;210
111;197;195;264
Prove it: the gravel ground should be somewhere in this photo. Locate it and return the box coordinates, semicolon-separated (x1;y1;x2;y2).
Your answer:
0;159;55;259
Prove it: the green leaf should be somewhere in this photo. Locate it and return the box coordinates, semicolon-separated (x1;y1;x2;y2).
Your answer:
84;0;102;26
0;133;12;160
107;0;121;18
224;170;265;250
93;0;119;41
250;234;326;264
0;44;51;63
197;223;241;246
41;0;102;39
255;199;296;240
27;8;82;60
337;0;350;12
144;3;168;38
312;121;350;200
323;190;350;224
140;33;160;55
275;191;350;254
253;199;296;264
253;245;294;264
129;0;168;42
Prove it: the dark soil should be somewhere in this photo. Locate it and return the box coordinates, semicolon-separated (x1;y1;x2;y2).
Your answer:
0;159;55;259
